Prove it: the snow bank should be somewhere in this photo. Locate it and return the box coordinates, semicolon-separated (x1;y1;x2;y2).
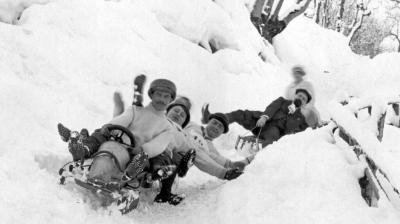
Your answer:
328;101;400;189
217;127;400;224
274;16;400;119
0;0;51;24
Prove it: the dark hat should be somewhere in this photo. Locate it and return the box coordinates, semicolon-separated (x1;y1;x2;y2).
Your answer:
296;88;312;103
292;65;306;76
148;79;177;100
208;113;229;134
166;103;191;128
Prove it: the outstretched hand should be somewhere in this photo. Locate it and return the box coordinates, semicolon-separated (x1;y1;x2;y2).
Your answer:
231;161;246;171
224;168;243;180
100;124;112;137
256;116;268;127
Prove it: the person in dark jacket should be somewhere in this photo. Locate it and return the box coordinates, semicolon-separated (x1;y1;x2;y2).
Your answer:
202;89;311;148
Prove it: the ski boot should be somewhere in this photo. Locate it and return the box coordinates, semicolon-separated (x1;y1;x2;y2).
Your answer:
121;150;149;183
154;192;185;206
176;149;196;178
201;103;210;124
153;165;177;181
132;74;147;107
57;123;91;162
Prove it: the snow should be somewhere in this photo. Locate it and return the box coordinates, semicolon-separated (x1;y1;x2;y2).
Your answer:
218;127;400;224
0;0;400;223
328;101;400;189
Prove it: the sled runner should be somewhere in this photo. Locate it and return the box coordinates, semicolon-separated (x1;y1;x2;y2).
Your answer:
234;135;263;155
58;124;177;214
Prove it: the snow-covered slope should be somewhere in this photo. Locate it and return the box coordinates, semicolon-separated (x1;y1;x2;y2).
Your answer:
0;0;400;223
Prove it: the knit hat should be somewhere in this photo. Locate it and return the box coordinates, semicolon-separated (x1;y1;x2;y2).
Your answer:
174;96;192;110
166;103;191;128
295;88;312;103
148;79;177;100
208;113;229;134
292;65;306;76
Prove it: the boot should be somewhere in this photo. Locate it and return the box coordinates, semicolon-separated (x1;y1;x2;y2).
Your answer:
176;149;196;177
154;192;185;206
201;103;211;124
57;123;93;162
132;74;146;107
122;151;148;181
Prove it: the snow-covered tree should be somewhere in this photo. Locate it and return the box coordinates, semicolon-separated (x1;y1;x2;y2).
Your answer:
383;1;400;52
350;17;390;57
251;0;312;43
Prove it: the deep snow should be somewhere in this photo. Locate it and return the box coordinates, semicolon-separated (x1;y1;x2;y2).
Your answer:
0;0;400;223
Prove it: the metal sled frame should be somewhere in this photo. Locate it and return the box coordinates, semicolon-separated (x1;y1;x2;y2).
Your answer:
234;135;264;155
58;145;146;214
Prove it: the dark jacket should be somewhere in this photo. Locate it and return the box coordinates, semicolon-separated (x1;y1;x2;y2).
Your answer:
262;97;308;134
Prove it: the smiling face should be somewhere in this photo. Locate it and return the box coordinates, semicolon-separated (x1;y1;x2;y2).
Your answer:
294;91;309;106
151;90;173;111
167;105;188;127
205;118;225;139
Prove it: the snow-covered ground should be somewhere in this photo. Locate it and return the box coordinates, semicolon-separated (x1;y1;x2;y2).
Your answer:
0;0;400;223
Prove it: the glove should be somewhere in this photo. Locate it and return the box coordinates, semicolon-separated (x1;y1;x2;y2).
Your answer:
231;161;246;171
100;124;112;138
288;103;296;114
256;116;269;127
224;168;243;180
68;132;90;162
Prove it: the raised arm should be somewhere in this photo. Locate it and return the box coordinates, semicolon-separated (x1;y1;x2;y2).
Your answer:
263;97;286;118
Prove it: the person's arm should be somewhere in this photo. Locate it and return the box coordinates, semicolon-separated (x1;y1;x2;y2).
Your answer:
206;141;232;168
193;148;227;179
263;97;286;118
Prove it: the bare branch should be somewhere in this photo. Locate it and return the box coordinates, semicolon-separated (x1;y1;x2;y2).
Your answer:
314;0;322;23
347;3;371;45
265;0;275;17
283;0;313;24
272;0;285;20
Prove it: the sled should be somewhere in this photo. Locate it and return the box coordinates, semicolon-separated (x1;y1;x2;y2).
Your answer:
234;135;264;156
58;124;176;214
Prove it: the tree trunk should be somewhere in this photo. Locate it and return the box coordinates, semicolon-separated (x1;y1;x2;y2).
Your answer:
251;0;267;18
283;0;313;24
338;0;346;20
265;0;276;17
321;0;328;27
314;0;322;24
336;0;346;31
251;0;312;43
396;36;400;52
347;4;371;45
